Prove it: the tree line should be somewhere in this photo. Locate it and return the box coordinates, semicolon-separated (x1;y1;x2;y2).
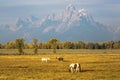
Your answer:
0;38;120;52
0;38;120;49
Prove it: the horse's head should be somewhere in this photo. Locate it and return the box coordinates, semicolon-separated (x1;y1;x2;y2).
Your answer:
68;67;71;72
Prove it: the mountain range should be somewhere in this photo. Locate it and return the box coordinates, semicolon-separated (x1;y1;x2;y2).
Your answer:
0;4;120;43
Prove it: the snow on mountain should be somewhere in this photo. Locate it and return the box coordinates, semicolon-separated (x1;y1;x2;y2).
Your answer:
0;4;119;43
113;26;120;40
39;4;95;33
115;26;120;33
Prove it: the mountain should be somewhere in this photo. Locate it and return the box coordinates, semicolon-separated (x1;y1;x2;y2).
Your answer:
112;26;120;40
0;4;119;43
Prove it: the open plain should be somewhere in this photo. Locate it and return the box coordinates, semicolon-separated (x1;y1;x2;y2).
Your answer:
0;49;120;80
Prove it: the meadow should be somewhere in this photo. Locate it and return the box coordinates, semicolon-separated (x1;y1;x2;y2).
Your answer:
0;49;120;80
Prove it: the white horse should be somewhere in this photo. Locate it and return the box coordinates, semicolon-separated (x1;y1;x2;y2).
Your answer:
41;58;50;62
68;63;81;72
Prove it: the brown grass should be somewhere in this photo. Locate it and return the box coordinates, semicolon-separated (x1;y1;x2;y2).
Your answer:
0;49;120;80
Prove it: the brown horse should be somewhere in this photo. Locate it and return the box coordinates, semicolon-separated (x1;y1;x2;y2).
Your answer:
56;57;64;61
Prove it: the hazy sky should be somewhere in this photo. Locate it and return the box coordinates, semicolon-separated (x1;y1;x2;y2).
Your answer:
0;0;120;26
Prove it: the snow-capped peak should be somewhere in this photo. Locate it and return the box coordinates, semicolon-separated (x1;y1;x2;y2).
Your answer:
46;13;55;20
0;4;118;43
66;3;76;12
78;8;87;16
37;4;95;33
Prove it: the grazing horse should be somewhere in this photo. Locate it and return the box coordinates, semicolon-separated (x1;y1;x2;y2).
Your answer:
41;58;50;62
68;63;81;72
56;57;64;61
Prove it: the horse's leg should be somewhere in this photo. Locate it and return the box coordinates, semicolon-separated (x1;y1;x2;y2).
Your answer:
76;68;78;72
79;66;81;72
71;68;74;73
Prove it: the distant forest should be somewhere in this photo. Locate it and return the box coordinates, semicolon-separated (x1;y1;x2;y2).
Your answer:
0;38;120;49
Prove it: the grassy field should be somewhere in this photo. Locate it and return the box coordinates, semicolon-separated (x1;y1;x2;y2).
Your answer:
0;49;120;80
0;49;120;55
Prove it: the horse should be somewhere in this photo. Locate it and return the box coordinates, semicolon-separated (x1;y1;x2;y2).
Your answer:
56;57;64;61
68;63;81;72
41;58;50;62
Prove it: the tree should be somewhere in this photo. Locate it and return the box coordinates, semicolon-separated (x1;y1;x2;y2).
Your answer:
24;44;33;49
63;41;74;49
85;42;95;49
16;38;24;55
33;38;38;54
5;42;16;49
77;41;85;49
0;43;4;49
94;43;100;49
48;38;59;53
113;42;120;49
103;41;114;49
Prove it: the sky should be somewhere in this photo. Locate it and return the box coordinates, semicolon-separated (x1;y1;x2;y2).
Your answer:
0;0;120;26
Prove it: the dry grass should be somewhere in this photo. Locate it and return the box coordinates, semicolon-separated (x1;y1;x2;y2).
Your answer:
0;49;120;80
